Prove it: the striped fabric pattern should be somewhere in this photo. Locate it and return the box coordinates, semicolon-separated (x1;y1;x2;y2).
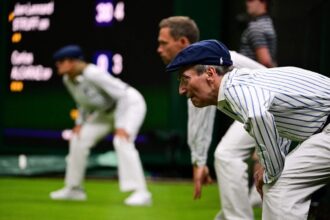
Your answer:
218;66;330;183
239;15;277;62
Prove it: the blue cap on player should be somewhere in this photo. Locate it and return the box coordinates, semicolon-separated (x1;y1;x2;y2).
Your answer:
53;45;84;61
166;39;232;72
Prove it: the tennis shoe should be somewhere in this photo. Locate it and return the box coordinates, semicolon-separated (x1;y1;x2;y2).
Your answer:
50;187;87;201
124;190;152;206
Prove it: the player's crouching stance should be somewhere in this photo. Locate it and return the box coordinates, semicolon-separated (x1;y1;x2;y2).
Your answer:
49;45;152;206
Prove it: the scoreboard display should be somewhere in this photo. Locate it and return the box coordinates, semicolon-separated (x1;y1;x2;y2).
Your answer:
7;0;172;90
2;0;173;152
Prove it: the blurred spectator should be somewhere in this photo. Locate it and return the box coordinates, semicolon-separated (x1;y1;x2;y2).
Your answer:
240;0;277;67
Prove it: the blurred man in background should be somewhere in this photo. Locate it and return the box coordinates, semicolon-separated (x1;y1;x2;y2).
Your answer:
49;44;152;206
240;0;276;67
157;16;264;220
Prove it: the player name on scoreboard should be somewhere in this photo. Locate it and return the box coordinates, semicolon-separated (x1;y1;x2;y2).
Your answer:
9;1;54;91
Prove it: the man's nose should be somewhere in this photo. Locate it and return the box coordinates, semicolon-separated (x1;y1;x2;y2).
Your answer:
157;46;162;54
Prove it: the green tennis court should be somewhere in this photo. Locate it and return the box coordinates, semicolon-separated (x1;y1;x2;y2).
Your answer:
0;177;262;220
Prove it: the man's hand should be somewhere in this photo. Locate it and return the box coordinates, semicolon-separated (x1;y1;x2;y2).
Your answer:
253;162;264;199
193;165;213;200
114;128;130;140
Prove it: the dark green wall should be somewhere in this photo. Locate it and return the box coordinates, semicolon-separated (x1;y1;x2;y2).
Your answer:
0;0;7;148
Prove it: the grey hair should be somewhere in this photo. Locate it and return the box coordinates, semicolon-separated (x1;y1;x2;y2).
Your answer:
194;64;233;76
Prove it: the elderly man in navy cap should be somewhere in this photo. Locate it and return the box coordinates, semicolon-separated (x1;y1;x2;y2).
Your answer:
50;44;152;206
166;39;330;220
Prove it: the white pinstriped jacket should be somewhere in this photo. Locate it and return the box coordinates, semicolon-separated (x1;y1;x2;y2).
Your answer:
218;66;330;183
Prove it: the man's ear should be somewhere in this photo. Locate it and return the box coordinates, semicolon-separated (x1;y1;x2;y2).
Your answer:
206;66;217;79
205;67;221;87
179;37;190;47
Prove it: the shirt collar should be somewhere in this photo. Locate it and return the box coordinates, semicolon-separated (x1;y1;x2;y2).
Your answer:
218;72;229;102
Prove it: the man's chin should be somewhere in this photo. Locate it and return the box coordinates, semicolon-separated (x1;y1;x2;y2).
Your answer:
191;99;207;108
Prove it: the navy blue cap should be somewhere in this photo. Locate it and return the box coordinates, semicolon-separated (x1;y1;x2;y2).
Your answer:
53;45;84;61
166;39;232;72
